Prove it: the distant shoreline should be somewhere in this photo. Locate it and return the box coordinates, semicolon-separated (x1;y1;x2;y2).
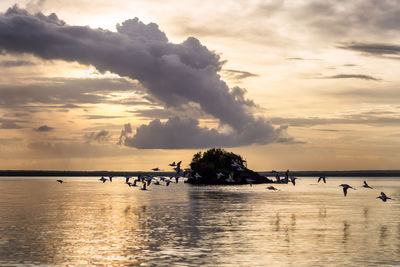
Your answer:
1;170;400;177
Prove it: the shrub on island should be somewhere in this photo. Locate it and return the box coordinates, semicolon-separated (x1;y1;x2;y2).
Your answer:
186;148;272;185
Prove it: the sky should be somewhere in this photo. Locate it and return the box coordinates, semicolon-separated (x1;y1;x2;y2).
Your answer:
0;0;399;171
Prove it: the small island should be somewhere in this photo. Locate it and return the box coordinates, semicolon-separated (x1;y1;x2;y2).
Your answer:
186;148;273;185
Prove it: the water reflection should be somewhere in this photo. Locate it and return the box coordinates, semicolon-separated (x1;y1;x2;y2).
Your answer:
0;177;400;266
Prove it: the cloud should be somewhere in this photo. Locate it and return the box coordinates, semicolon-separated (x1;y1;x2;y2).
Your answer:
339;42;400;59
0;6;283;149
0;77;142;108
118;123;132;145
124;116;279;149
323;74;381;81
222;69;258;80
35;125;53;131
0;59;36;67
270;111;400;127
329;87;400;103
84;129;111;143
0;118;24;129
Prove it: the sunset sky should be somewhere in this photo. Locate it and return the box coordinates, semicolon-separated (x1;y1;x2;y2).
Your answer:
0;0;399;171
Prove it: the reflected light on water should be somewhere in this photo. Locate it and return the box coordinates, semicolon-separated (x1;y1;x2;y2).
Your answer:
0;177;400;266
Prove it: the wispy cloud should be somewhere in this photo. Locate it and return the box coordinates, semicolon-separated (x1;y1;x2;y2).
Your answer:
323;74;381;81
35;125;53;132
339;42;400;59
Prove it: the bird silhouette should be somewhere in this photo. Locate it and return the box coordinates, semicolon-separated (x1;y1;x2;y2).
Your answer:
56;179;64;184
362;181;373;189
377;192;392;202
317;176;326;183
267;186;278;191
141;182;147;190
340;184;355;196
290;176;298;186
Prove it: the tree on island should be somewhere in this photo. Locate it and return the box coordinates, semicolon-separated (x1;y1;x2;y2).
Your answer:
187;148;272;184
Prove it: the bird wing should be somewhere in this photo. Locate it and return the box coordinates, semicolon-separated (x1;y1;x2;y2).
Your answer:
323;177;326;183
318;177;322;183
381;192;387;198
343;187;348;196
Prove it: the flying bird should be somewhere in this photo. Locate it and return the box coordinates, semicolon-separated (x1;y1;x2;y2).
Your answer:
169;161;176;167
290;176;298;186
216;172;224;179
377;192;392;202
340;184;355;197
109;176;113;182
99;176;107;183
362;181;373;189
317;176;326;183
152;168;160;171
267;186;278;191
56;179;64;184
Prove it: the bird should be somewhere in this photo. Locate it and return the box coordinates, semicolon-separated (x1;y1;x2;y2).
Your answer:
216;172;224;179
267;186;278;191
109;176;113;182
125;176;130;184
169;161;176;167
146;176;153;186
231;161;240;168
340;184;355;197
377;192;392;202
194;173;202;179
133;179;138;186
174;161;182;174
165;178;171;186
225;173;235;183
289;176;298;186
56;179;64;184
99;176;107;183
318;176;326;183
362;181;373;189
152;168;160;171
141;182;147;190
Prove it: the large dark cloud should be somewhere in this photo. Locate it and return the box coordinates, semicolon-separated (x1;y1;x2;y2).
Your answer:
0;6;283;149
123;116;279;149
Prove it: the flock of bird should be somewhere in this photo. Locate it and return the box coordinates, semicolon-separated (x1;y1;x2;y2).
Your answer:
266;175;394;202
56;160;187;191
56;165;394;202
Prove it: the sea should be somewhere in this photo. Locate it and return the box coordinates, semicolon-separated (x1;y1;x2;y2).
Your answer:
0;176;399;266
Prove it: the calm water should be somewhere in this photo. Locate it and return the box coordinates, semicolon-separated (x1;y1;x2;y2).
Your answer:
0;176;399;266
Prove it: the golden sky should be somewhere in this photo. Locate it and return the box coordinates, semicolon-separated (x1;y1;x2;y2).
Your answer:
0;0;399;171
